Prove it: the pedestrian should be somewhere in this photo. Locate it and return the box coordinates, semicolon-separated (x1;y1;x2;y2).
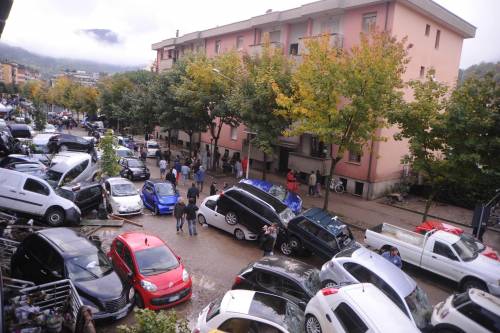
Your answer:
308;170;316;196
175;159;182;183
174;198;186;233
214;148;221;170
140;148;147;161
144;133;149;142
195;165;206;192
223;182;230;191
210;181;217;196
181;163;190;185
235;159;243;178
261;223;278;256
315;170;322;197
159;158;167;180
187;182;200;204
155;149;161;167
242;156;248;178
286;169;298;193
381;247;402;268
166;168;177;188
184;198;199;236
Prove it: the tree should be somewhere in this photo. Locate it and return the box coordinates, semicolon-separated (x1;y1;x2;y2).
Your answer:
20;80;49;131
275;31;408;210
390;69;449;221
99;129;120;177
117;309;189;333
72;85;99;119
48;76;76;111
97;74;134;131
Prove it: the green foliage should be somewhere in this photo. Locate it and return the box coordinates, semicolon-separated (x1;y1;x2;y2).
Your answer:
33;109;47;131
99;130;120;177
460;61;500;85
117;309;189;333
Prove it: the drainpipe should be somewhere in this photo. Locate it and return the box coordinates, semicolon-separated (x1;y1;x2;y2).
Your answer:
384;1;390;31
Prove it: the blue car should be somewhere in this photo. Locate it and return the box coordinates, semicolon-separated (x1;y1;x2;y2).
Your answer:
239;179;303;214
140;179;179;215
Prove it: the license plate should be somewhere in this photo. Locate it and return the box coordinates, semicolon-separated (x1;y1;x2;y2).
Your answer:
169;295;180;302
115;310;128;320
343;239;351;246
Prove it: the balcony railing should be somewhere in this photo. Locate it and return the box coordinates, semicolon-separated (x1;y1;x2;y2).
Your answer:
249;41;282;55
298;33;344;55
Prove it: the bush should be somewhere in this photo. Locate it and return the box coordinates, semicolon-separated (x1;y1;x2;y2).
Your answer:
117;309;189;333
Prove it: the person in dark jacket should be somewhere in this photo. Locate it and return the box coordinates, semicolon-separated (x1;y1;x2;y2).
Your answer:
261;223;278;256
184;198;199;236
187;183;200;204
210;181;217;196
174;198;186;233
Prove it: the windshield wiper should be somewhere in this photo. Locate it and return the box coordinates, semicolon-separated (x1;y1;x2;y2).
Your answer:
71;263;100;279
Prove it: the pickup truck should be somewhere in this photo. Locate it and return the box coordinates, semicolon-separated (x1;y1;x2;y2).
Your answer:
365;223;500;296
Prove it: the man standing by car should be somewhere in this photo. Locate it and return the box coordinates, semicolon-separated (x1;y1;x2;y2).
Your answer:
382;247;402;268
308;170;316;196
174;198;186;233
159;158;167;180
184;198;199;236
187;183;200;204
261;223;278;256
195;166;206;192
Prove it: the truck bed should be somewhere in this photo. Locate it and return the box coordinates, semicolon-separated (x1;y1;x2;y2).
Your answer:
370;223;425;247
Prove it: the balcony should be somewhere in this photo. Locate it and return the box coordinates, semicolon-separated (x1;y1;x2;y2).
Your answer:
288;152;332;176
249;41;282;56
158;58;175;72
298;33;343;55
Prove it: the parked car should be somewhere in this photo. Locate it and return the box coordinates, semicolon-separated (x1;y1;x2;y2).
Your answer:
365;223;500;296
145;140;160;158
240;179;303;214
305;283;420;333
232;256;322;309
0;130;15;155
215;183;295;234
48;134;94;154
0;154;43;168
56;182;103;214
7;124;32;139
0;168;81;226
279;208;354;259
11;228;133;320
45;152;100;187
194;290;304;333
43;123;57;133
3;161;47;177
103;177;143;216
119;157;150;181
197;194;257;241
108;232;192;310
140;179;178;215
320;244;432;329
115;146;134;159
431;288;500;333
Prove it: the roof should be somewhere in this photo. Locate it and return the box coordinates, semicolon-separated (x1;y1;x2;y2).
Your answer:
33;133;55;144
302;208;346;235
106;177;133;185
118;232;166;251
468;288;500;314
152;0;475;50
253;256;317;283
37;228;97;256
50;152;90;172
7;124;29;130
433;230;460;244
147;179;174;185
222;289;254;314
233;183;287;213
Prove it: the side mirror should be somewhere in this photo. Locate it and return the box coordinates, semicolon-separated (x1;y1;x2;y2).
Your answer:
298;301;307;310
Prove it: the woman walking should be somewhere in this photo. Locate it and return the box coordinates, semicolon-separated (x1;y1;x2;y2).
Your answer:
174;198;186;233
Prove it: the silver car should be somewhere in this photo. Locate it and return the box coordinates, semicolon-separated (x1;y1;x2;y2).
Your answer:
45;152;100;187
319;243;432;330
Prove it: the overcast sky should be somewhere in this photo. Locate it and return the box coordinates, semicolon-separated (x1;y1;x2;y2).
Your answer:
2;0;499;68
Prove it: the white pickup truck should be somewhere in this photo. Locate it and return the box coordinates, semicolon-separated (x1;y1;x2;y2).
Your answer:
365;223;500;296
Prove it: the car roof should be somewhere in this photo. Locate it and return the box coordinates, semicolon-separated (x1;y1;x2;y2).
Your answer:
36;228;97;256
123;156;140;161
433;230;460;244
106;177;133;185
232;183;288;212
147;179;173;185
146;140;158;144
33;133;55;144
8;124;29;130
252;256;317;281
50;152;90;171
300;208;346;236
118;232;166;251
468;288;500;314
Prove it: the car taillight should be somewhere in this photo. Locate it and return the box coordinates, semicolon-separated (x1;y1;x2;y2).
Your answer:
322;288;338;296
234;275;243;285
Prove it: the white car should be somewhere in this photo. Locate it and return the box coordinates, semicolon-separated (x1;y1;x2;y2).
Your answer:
45;152;100;187
197;195;258;241
194;290;304;333
146;140;159;158
103;177;143;216
320;244;432;329
115;146;134;159
43;123;58;133
432;288;500;333
305;283;420;333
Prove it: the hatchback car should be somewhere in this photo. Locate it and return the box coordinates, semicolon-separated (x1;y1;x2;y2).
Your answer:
320;244;432;329
194;290;304;333
7;124;32;139
103;177;143;216
108;232;192;310
48;134;94;154
240;179;303;214
232;256;322;309
11;228;133;320
146;140;160;158
56;182;103;214
197;195;257;241
45;152;100;187
432;288;500;333
119;157;150;181
140;179;178;215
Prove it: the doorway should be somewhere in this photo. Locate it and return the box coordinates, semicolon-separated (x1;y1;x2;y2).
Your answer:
278;148;291;173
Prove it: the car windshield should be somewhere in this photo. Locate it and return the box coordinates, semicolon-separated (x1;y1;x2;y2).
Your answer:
32;144;49;153
147;143;159;149
45;169;63;186
452;238;478;261
111;183;137;197
127;159;144;168
156;183;176;196
55;188;75;201
404;286;432;329
269;185;287;201
460;233;485;253
44;124;55;131
303;269;322;295
116;149;133;158
279;208;295;227
66;251;113;281
135;245;179;276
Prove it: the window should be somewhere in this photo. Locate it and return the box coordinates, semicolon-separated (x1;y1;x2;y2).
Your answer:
311;136;327;158
63;159;89;184
269;30;281;43
298;219;321;236
289;43;299;55
115;240;124;257
215;40;221;54
123;247;136;273
420;66;425;78
334;302;368;333
435;30;441;49
218;318;280;333
433;241;458;260
316;229;336;248
457;302;500;332
425;24;430;36
278;279;307;301
348;151;361;163
230;126;238;140
205;199;217;211
362;13;377;33
256;271;279;293
236;36;244;49
23;178;49;196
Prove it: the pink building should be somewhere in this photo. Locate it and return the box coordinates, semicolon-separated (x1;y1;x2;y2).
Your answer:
152;0;475;199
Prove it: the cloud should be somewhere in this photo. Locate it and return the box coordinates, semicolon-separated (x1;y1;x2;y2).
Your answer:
78;29;121;45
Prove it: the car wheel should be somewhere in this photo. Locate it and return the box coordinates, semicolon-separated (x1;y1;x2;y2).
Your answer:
280;241;293;256
45;207;65;227
289;236;301;249
198;214;207;226
234;228;245;241
322;280;337;288
153;205;159;216
135;291;145;309
225;211;238;225
461;277;487;292
59;144;68;152
305;315;322;333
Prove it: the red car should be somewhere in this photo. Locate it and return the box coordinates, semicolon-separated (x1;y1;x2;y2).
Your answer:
108;232;192;310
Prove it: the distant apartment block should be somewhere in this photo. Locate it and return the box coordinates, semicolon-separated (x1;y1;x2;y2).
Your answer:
53;70;101;87
0;62;41;85
152;0;475;199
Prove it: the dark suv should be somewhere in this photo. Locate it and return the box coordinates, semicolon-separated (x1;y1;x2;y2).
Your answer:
11;228;133;321
119;157;150;180
56;182;103;214
279;208;354;259
48;134;94;154
216;183;295;234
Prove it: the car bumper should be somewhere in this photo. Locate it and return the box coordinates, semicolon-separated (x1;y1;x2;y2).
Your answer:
132;173;150;180
65;207;81;225
487;282;500;296
93;302;133;321
115;209;143;216
144;286;192;310
157;203;175;214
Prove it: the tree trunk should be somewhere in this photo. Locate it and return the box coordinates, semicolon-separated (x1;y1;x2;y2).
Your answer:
323;158;340;211
212;139;219;171
422;190;437;222
262;152;267;180
167;129;171;150
188;132;193;157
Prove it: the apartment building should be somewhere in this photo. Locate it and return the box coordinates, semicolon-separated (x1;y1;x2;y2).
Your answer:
1;63;13;84
152;0;475;199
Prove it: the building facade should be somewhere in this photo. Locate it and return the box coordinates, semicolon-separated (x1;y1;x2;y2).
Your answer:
152;0;475;199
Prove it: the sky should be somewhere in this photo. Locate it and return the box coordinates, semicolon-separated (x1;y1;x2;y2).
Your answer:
2;0;499;68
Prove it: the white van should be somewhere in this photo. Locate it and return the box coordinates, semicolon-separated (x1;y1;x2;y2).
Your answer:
45;152;100;187
0;168;81;226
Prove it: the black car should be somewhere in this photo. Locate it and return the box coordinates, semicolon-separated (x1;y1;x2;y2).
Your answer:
48;134;94;154
56;182;103;214
216;183;296;234
7;124;32;139
279;207;355;259
232;256;322;309
119;157;150;180
11;228;133;321
0;130;16;155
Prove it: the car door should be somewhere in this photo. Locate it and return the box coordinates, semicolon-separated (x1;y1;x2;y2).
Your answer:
142;183;154;207
0;172;24;211
316;228;338;258
421;240;462;280
110;239;128;279
19;177;51;215
22;236;63;284
275;276;309;306
296;219;322;254
121;245;138;286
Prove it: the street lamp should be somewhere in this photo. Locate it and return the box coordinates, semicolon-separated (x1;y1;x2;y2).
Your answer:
244;130;257;179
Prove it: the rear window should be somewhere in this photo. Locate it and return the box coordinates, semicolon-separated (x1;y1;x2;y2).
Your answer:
207;297;223;321
333;302;368;333
249;293;304;333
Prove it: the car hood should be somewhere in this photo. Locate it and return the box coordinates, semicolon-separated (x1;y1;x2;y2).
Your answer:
130;167;147;173
157;195;178;205
75;271;125;300
112;195;142;206
144;264;185;291
285;193;303;214
468;253;500;281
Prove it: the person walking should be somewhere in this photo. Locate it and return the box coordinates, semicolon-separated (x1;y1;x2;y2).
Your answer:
308;170;316;196
166;168;177;188
235;159;243;179
315;170;322;197
187;182;200;204
155;149;161;167
174;159;182;183
184;198;199;236
242;156;248;178
381;247;402;268
210;181;217;196
174;198;186;233
261;223;278;256
195;166;206;192
181;163;190;186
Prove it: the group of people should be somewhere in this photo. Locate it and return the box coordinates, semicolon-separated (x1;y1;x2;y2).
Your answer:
173;184;201;236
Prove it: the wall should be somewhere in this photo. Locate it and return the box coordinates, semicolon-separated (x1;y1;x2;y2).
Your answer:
205;29;255;58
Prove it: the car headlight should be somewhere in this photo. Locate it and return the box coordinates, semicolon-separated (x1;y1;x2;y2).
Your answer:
182;269;189;282
128;287;135;301
140;280;157;292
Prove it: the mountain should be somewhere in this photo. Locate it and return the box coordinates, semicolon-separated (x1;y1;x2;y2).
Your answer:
459;61;500;84
0;42;141;78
